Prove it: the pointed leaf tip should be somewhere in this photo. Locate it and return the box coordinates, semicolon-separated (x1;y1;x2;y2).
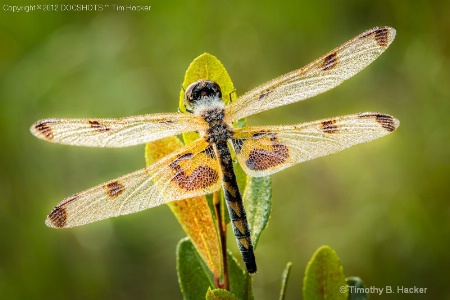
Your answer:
177;238;215;300
244;175;272;249
279;262;293;300
303;246;347;300
206;288;238;300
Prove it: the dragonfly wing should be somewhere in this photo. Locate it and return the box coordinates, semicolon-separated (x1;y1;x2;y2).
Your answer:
231;113;399;177
31;113;206;147
46;138;222;228
225;27;396;121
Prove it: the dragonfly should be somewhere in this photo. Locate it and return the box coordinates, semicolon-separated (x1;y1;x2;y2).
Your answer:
31;26;399;274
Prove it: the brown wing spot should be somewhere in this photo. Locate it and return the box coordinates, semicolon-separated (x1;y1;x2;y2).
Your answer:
89;120;111;132
246;144;289;171
169;151;220;191
104;181;125;199
47;206;68;228
34;121;54;140
321;119;339;134
359;27;378;39
320;52;338;71
359;113;396;132
172;165;219;191
375;28;389;47
258;90;272;101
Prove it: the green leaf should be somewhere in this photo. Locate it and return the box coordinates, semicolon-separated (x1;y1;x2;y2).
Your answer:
177;238;215;300
228;250;254;300
303;246;348;300
244;175;272;248
206;288;238;300
279;262;293;300
346;277;368;300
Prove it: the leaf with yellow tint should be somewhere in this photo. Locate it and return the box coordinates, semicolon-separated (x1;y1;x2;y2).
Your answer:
206;288;238;300
145;136;222;277
179;53;237;144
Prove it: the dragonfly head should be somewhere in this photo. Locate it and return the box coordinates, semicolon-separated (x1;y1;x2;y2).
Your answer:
184;80;223;114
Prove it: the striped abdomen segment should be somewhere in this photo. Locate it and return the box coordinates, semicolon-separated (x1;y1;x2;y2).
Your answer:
215;141;257;274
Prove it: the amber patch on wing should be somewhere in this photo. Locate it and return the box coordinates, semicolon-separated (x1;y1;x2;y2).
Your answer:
239;131;290;171
375;28;389;47
321;119;339;133
89;120;110;132
246;144;289;171
168;151;220;191
359;113;396;132
47;206;68;228
104;181;125;198
34;121;54;140
320;52;338;71
171;165;219;191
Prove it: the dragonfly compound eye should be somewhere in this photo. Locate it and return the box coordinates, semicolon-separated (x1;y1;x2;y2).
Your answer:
184;80;222;111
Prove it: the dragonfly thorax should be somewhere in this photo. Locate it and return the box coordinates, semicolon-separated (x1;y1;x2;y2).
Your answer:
201;107;234;144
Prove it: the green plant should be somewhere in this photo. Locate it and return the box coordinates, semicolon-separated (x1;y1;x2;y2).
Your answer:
145;54;369;299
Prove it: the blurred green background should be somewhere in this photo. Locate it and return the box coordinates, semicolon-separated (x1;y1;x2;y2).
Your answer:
1;0;449;299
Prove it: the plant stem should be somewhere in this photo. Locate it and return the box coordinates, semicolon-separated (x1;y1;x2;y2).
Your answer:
214;191;229;290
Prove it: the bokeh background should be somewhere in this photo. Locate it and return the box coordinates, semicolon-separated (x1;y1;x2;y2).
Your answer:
1;0;449;299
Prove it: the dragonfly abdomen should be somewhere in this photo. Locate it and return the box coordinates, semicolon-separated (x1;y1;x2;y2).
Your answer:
215;141;257;274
